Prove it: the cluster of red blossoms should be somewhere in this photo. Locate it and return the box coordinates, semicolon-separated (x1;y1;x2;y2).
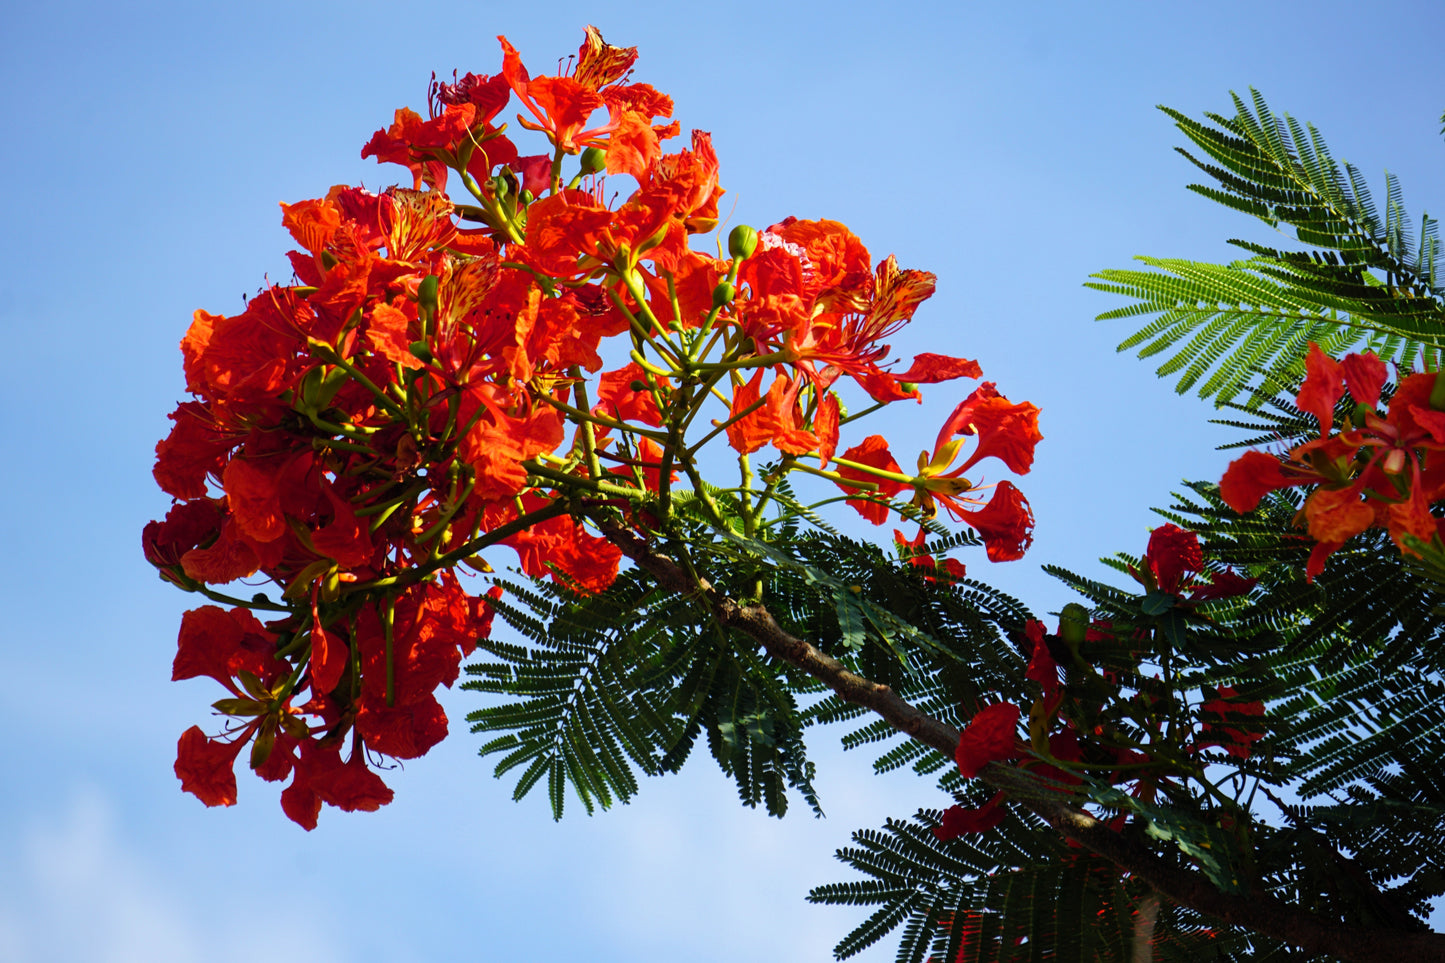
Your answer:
146;28;1042;827
934;525;1259;842
1221;341;1445;578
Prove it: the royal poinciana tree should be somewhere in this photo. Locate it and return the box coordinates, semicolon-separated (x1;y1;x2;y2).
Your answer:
143;29;1445;962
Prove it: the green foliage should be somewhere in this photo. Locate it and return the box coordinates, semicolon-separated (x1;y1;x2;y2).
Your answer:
465;567;823;819
808;807;1263;961
1089;89;1445;408
465;530;1040;819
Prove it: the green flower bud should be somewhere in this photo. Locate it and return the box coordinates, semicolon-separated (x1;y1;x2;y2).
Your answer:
417;275;439;313
1059;602;1089;656
492;169;516;200
629;379;649;393
249;719;277;770
728;224;759;260
212;697;266;717
1431;369;1445;411
712;281;736;309
296;367;325;412
519;188;535;205
314;366;349;410
579;146;608;176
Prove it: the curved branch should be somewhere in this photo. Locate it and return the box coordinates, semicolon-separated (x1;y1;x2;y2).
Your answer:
596;519;1445;963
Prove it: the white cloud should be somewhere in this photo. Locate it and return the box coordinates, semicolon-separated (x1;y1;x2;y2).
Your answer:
0;789;340;963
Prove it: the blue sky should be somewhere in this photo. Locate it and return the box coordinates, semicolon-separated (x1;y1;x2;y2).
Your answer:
2;1;1443;960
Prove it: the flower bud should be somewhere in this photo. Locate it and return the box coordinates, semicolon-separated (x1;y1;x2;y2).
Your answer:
1059;602;1089;663
712;281;736;309
212;697;266;716
250;720;277;770
728;224;758;260
296;367;326;412
629;379;649;393
492;169;517;201
579;146;607;176
1431;369;1445;411
417;275;439;313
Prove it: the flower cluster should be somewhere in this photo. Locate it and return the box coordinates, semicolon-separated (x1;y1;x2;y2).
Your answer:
147;28;1041;827
1220;342;1445;578
934;525;1259;841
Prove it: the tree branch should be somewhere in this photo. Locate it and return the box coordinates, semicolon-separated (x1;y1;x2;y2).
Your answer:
596;519;1445;963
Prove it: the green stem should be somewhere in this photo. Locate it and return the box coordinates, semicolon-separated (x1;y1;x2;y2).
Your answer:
678;365;733;438
308;343;406;419
532;392;669;441
686;393;769;456
304;409;378;440
524;460;648;501
680;458;728;530
689;349;790;373
569;367;604;481
738;454;756;536
608;289;687;369
188;583;293;613
349;498;574;593
692;258;743;350
829;455;916;486
419;478;475;550
838;400;888;426
789;460;869;488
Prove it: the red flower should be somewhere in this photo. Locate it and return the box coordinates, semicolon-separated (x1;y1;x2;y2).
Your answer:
1199;687;1265;759
499;35;614;155
280;740;395;830
1024;620;1059;696
893;527;966;582
1220;344;1445;577
171;605;284;695
950;481;1035;562
143;499;225;572
175;726;247;808
955;702;1021;778
933;791;1008;840
500;494;623;592
1144;524;1203;594
940;382;1043;477
834;436;906;525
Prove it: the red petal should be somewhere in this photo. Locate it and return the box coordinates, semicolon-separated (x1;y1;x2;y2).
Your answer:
894;353;982;384
956;481;1034;561
175;726;245;807
955;703;1021;778
834;436;905;525
1341;352;1387;409
948;383;1043;476
1219;451;1298;513
1296;342;1344;437
1024;621;1059;696
1145;524;1202;594
814;392;840;467
932;792;1008;840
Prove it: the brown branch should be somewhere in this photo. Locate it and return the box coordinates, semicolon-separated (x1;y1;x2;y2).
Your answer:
596;519;1445;963
1133;892;1160;963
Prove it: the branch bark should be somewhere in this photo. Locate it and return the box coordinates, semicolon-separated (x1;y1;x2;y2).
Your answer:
597;519;1445;963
